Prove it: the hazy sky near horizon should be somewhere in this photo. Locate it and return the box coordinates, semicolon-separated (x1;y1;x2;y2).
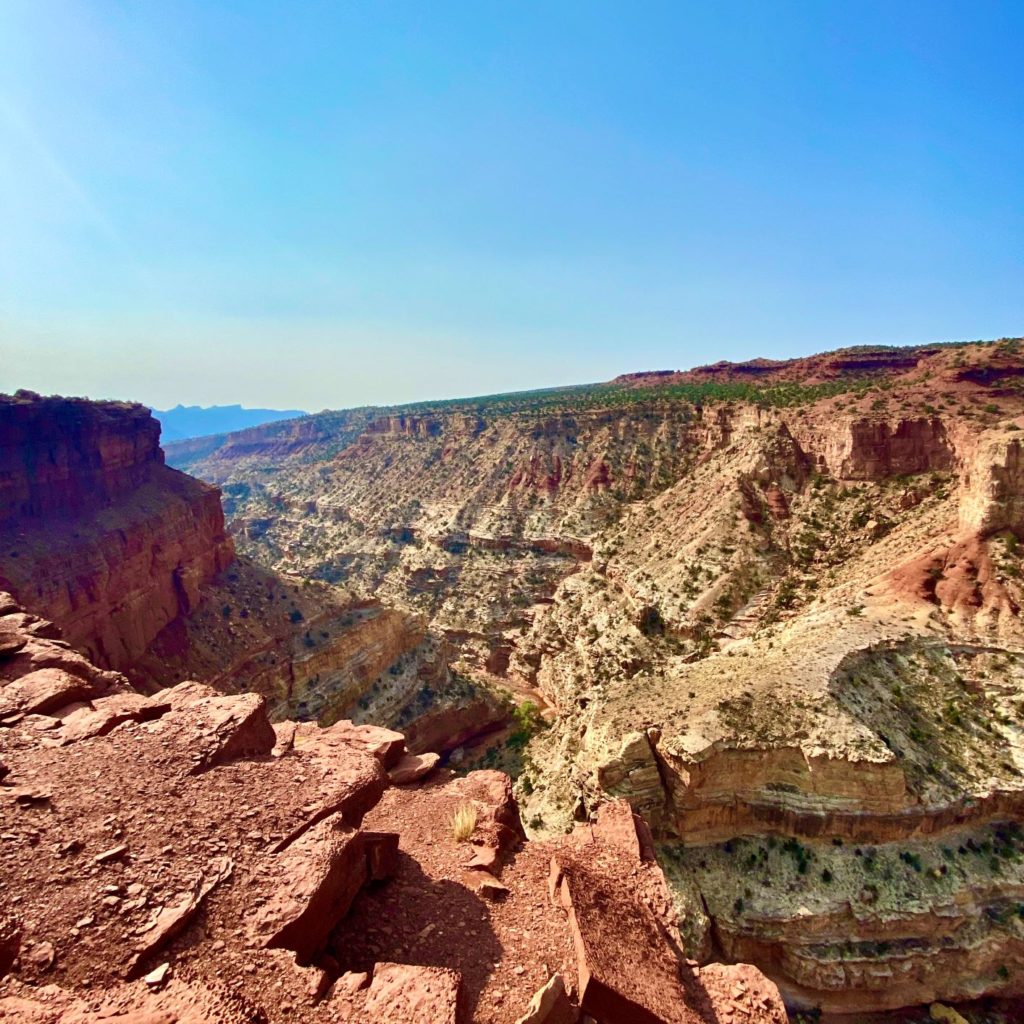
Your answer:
1;1;1021;412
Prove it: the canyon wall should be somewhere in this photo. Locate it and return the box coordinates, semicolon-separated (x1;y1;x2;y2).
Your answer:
0;392;234;671
133;560;435;723
0;391;161;522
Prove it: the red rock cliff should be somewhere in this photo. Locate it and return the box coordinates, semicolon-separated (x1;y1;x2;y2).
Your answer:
0;391;234;671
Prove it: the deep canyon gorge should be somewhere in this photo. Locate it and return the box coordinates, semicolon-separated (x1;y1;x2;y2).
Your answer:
4;338;1024;1022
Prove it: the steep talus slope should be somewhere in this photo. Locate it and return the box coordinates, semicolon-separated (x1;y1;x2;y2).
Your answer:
134;558;439;726
172;338;1024;1014
0;593;785;1023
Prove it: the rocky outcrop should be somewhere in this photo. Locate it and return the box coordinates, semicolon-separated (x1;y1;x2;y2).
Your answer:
254;812;383;961
0;391;162;523
614;344;943;388
166;408;372;481
0;606;129;730
548;802;787;1024
0;393;234;671
367;414;445;438
0;590;402;1010
431;531;592;562
0;592;783;1024
960;433;1024;536
838;417;954;480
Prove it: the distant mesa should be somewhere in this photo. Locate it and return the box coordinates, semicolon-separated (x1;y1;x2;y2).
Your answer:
153;403;308;443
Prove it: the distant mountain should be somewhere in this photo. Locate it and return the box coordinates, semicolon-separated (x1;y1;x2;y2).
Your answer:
152;404;307;443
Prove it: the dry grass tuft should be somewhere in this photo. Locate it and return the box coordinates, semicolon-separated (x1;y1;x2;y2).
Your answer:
450;803;478;842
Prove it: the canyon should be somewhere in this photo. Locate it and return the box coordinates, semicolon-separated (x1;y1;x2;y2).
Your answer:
3;338;1024;1020
164;338;1024;1017
0;388;782;1023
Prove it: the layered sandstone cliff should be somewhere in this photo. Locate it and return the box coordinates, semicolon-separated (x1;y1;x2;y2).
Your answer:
0;391;234;671
0;393;461;738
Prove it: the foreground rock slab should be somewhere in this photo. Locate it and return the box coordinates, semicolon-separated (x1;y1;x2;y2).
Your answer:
549;801;787;1024
253;814;371;962
514;974;577;1024
552;854;699;1023
388;751;440;785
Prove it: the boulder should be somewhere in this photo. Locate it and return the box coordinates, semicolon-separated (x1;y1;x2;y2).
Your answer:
473;875;509;901
388;751;440;785
308;720;406;769
552;852;695;1024
446;769;526;860
59;692;171;743
696;963;787;1024
515;974;578;1024
591;799;657;862
0;632;27;659
339;970;369;993
252;813;368;963
159;689;276;774
0;668;93;718
269;742;388;852
546;800;726;1024
465;842;500;872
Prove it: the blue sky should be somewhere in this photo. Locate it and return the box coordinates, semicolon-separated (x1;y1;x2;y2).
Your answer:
1;1;1021;410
